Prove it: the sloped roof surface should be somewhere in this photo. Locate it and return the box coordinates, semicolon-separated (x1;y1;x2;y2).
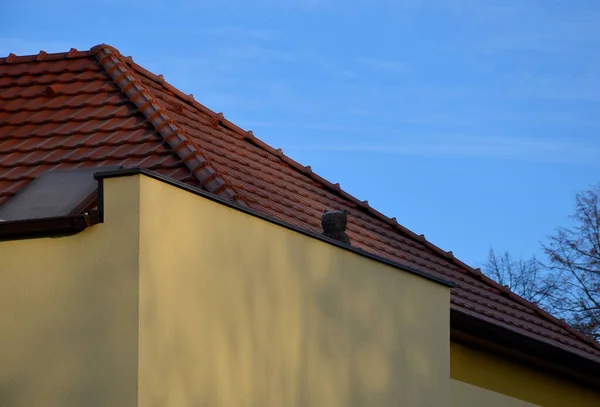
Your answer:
1;44;599;363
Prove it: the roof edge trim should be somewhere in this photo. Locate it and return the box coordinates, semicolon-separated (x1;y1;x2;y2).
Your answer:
0;214;97;241
94;167;455;288
451;308;600;373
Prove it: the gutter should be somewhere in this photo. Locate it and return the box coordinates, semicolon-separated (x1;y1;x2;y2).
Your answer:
450;308;600;386
0;212;98;241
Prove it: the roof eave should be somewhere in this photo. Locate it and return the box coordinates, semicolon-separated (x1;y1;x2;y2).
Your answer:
450;308;600;385
0;213;98;241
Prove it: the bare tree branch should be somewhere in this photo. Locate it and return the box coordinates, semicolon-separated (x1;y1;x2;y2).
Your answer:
485;184;600;340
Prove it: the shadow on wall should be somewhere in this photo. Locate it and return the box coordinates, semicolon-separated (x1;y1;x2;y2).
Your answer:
0;171;448;407
0;231;139;407
138;206;448;406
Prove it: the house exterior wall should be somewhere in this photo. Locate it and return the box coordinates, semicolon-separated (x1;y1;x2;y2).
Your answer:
0;176;141;407
450;341;600;407
136;175;451;407
2;172;600;407
451;379;539;407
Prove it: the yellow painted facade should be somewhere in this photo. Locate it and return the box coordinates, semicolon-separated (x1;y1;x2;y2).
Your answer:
136;175;450;407
451;379;538;407
0;176;141;407
451;341;600;407
1;172;599;407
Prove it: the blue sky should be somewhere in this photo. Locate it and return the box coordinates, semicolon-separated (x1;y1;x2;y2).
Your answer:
2;0;600;267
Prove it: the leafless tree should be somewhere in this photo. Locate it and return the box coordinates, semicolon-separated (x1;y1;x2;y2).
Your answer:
483;184;600;340
542;184;600;340
483;248;558;305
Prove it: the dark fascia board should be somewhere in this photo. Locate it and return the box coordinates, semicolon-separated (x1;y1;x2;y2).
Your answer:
0;213;96;241
451;308;600;382
94;167;455;288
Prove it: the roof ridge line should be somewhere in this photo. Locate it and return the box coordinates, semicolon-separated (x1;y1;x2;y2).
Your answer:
236;133;600;350
121;58;228;122
90;44;245;205
219;122;600;351
112;57;600;345
88;45;599;350
0;48;91;64
56;56;422;242
109;55;436;250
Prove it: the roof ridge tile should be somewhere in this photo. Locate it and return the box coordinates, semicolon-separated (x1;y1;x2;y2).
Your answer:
0;49;92;65
122;57;245;133
91;44;245;205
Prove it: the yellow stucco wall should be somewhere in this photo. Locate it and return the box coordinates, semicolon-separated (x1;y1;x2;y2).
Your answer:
451;379;539;407
136;175;451;407
0;176;141;407
450;341;600;407
3;172;599;407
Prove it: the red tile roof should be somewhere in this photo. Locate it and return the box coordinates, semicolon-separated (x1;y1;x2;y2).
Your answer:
2;44;600;364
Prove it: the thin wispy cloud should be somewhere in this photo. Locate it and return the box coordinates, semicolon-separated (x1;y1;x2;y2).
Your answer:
450;3;600;54
356;57;406;74
510;74;600;102
286;136;600;165
152;38;361;114
204;26;280;41
166;40;356;79
478;30;600;53
199;0;521;14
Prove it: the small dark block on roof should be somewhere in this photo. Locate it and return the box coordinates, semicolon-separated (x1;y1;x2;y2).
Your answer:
322;209;351;245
